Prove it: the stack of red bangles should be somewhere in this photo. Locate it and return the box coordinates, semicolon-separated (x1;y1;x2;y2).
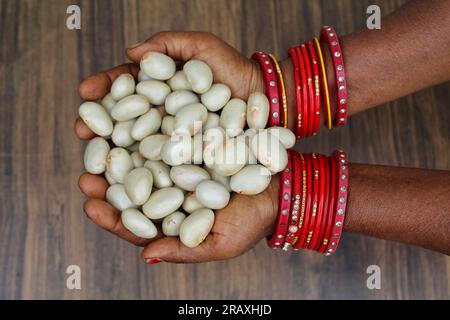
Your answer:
253;26;349;254
252;25;348;138
267;149;348;255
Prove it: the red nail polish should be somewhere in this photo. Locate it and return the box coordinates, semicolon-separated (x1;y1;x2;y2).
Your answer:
145;258;162;265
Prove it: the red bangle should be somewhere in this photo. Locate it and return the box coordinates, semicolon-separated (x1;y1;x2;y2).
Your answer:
294;153;313;249
309;154;327;250
319;154;337;253
251;52;281;127
269;54;288;128
307;40;321;136
284;151;301;249
288;48;303;139
324;150;348;255
320;27;348;127
267;150;293;248
300;44;315;138
313;154;330;251
305;154;320;248
292;153;307;248
295;47;309;138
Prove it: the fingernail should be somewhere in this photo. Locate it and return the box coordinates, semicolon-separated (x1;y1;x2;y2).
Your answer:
145;258;162;265
128;41;143;49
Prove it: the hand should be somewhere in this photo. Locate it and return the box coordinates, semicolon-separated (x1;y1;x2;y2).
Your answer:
75;31;277;263
126;31;264;100
141;176;279;264
78;171;279;263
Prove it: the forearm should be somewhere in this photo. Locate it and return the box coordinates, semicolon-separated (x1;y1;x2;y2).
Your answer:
345;164;450;255
281;0;450;131
269;164;450;255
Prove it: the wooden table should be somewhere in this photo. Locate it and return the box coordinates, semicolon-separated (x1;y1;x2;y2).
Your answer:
0;0;449;299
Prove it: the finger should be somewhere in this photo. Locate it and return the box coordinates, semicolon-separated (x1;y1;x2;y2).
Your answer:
83;198;156;246
140;234;217;264
79;63;139;100
126;31;211;63
74;117;96;140
78;172;109;199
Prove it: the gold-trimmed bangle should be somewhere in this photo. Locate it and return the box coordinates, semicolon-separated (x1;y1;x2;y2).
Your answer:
269;54;288;128
292;153;307;247
314;38;332;129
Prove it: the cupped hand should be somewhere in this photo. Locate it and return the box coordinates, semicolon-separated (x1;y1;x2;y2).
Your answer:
76;31;275;263
79;172;279;263
126;31;264;100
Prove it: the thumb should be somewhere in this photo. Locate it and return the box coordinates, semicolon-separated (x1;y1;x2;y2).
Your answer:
126;31;209;63
141;235;218;264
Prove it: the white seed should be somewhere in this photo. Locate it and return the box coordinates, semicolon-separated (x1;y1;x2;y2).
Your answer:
124;167;153;205
142;187;184;219
230;165;272;195
155;105;166;117
243;128;257;139
138;69;153;82
203;127;226;168
200;83;231;112
111;94;150;121
164;90;199;115
160;134;192;166
170;165;210;191
121;208;157;239
267;127;296;149
139;134;169;160
191;133;203;164
205;167;231;192
144;160;173;188
196;180;230;209
183;60;213;94
140;51;176;80
247;92;269;129
127;142;140;153
182;192;205;213
167;70;192;91
84;137;110;174
106;147;134;183
79;101;113;137
110;73;135;100
131;108;162;141
106;184;136;211
105;171;116;185
101;93;116;114
136;80;171;105
112;120;136;147
250;130;288;173
179;208;215;248
220;98;246;137
162;211;186;236
204;112;220;130
161;115;175;136
173;103;208;136
214;137;248;176
247;148;258;165
130;151;145;167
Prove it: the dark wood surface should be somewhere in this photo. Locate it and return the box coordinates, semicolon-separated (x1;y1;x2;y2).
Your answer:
0;0;449;299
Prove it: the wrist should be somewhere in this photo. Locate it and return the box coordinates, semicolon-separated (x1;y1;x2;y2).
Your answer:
248;60;266;97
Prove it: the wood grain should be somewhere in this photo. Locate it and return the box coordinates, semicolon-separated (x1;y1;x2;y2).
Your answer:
0;0;449;299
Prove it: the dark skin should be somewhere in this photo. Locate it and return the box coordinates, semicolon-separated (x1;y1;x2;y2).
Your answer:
75;0;450;263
